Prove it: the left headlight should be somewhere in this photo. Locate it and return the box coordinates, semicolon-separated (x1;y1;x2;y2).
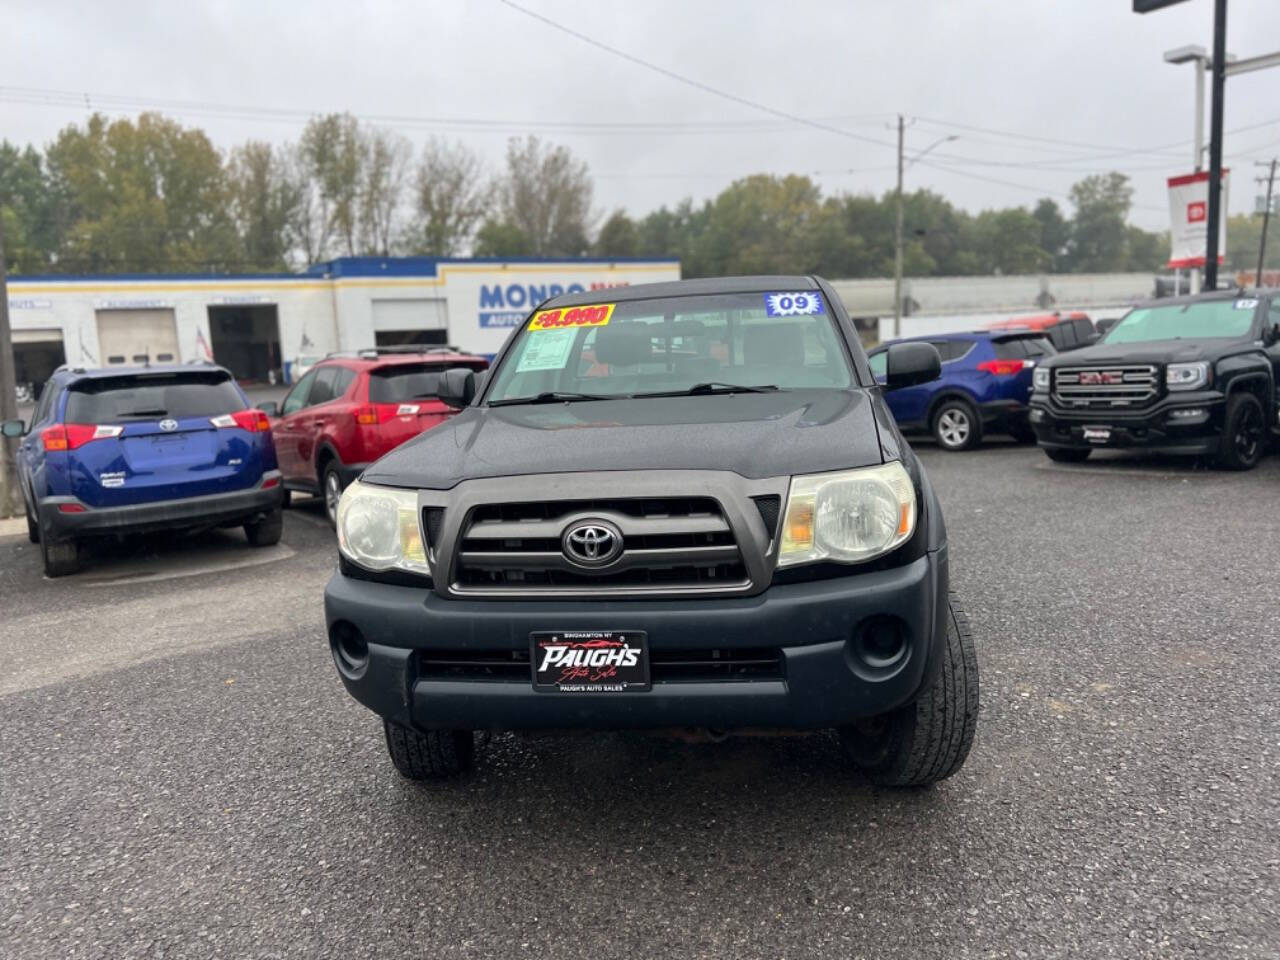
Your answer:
1166;361;1210;391
336;479;429;576
778;462;916;568
1033;366;1050;391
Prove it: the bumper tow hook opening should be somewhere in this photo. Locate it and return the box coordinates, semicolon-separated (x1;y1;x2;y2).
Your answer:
331;622;370;679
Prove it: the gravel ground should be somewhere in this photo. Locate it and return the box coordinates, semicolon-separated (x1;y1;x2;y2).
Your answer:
1;446;1277;959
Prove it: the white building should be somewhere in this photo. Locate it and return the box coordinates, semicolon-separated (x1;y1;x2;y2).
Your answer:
5;256;682;384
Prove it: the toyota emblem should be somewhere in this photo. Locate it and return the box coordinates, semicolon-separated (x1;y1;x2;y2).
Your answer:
158;419;179;432
562;519;624;569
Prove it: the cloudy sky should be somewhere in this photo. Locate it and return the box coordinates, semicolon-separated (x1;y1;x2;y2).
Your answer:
7;0;1280;232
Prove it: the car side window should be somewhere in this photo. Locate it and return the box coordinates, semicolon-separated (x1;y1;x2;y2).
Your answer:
927;340;954;362
281;369;318;416
330;367;356;398
33;382;57;425
1056;323;1078;349
867;351;888;378
307;367;339;406
1269;300;1280;332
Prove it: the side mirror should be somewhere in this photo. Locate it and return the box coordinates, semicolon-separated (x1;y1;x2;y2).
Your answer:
256;401;279;417
438;367;477;408
1;419;25;438
884;342;942;391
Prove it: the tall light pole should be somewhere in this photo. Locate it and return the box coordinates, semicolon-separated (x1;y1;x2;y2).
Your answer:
1164;44;1209;293
892;128;958;339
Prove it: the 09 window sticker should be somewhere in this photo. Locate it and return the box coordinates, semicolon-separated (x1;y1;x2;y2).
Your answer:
764;291;825;317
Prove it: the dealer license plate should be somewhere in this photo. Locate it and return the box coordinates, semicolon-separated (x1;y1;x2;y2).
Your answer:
1082;426;1111;443
530;631;650;693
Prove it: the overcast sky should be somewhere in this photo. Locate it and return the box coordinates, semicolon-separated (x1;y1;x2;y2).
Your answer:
6;0;1280;233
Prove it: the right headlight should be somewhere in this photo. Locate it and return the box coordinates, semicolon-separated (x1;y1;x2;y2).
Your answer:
778;462;916;568
1033;366;1050;391
336;479;429;576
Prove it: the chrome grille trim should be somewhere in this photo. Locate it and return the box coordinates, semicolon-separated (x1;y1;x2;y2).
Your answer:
1053;364;1159;408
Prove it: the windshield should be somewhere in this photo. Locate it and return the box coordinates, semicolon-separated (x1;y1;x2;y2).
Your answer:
64;372;244;424
1102;299;1258;344
484;290;852;404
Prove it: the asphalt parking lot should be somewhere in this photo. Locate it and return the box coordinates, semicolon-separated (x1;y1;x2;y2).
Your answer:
2;444;1278;959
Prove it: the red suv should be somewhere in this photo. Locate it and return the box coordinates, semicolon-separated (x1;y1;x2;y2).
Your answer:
262;347;488;523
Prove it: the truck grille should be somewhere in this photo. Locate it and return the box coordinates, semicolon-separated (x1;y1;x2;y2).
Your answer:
1053;364;1159;409
450;496;749;595
419;647;783;683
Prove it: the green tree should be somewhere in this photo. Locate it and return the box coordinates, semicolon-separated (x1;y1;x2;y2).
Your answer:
594;210;638;257
404;138;490;256
1124;225;1169;272
45;112;240;272
971;208;1048;274
1032;198;1070;271
0;142;61;273
472;218;533;256
227;141;301;270
686;174;822;277
1065;173;1133;272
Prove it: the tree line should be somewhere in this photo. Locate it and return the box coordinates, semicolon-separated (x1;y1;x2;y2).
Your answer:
1;111;1273;278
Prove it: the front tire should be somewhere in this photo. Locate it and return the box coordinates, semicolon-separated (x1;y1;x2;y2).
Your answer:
41;535;80;577
244;506;283;546
384;721;474;780
840;594;979;787
931;399;982;451
1217;392;1265;471
1044;446;1091;463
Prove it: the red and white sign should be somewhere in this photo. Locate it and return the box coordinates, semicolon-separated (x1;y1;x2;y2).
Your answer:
1167;170;1229;269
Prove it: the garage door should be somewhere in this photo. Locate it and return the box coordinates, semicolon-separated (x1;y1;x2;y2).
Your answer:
96;309;180;366
371;299;448;332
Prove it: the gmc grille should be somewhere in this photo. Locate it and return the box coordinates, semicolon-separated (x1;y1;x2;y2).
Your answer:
450;496;750;595
1053;364;1159;409
419;647;783;683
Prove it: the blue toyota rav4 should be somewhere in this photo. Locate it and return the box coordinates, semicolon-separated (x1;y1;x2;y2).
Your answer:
3;364;284;577
868;330;1055;450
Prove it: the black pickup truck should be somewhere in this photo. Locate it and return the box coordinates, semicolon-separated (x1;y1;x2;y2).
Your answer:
1030;290;1280;469
325;276;979;788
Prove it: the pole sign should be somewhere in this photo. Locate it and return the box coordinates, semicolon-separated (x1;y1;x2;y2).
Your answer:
1166;170;1229;269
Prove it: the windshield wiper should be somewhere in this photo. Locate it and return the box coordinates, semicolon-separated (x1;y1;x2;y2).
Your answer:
488;391;616;407
634;382;780;398
119;408;169;418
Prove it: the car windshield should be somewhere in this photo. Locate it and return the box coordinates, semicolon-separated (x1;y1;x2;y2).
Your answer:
484;290;852;404
1102;299;1258;344
63;372;244;424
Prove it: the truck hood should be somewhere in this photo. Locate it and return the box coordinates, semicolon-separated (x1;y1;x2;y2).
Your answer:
1045;338;1254;367
362;389;886;490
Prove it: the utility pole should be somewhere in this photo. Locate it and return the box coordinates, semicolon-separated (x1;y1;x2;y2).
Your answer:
1257;158;1277;287
893;114;904;339
0;213;22;518
1203;0;1228;290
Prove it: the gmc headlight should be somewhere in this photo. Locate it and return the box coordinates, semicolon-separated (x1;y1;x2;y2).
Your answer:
1166;362;1210;391
1033;367;1050;391
336;479;429;576
778;462;916;568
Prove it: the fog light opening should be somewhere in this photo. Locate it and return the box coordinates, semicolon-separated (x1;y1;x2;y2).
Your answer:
331;622;369;677
854;616;909;671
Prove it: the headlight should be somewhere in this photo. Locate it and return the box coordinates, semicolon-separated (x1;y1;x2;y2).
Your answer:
1166;361;1210;391
336;479;429;576
778;462;916;568
1033;367;1050;391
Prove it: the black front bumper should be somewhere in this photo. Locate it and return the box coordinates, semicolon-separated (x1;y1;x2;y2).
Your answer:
324;548;948;732
979;399;1030;432
40;473;283;539
1030;394;1225;454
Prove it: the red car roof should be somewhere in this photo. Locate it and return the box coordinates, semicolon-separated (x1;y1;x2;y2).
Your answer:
319;350;488;370
986;311;1090;332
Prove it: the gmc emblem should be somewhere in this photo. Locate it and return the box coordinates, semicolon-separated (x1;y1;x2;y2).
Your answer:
1079;371;1122;385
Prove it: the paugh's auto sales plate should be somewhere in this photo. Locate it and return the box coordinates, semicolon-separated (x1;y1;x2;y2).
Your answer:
530;631;650;693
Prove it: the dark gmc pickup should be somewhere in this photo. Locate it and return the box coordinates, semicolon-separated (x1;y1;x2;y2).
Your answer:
1030;290;1280;470
324;276;979;788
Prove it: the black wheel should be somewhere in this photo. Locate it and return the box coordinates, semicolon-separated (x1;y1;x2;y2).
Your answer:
244;505;283;546
840;594;979;787
322;463;344;528
384;721;474;780
41;535;80;577
931;399;982;451
1044;446;1091;463
1217;392;1265;471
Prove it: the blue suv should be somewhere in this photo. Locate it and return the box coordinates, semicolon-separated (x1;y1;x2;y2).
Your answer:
3;364;284;577
868;331;1055;450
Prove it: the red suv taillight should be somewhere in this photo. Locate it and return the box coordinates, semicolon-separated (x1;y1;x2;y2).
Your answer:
42;424;124;451
211;410;271;432
355;403;422;426
977;359;1027;376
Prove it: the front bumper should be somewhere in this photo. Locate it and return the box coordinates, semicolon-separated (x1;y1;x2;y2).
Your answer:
39;473;283;539
1030;393;1225;454
324;547;948;732
979;398;1030;432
